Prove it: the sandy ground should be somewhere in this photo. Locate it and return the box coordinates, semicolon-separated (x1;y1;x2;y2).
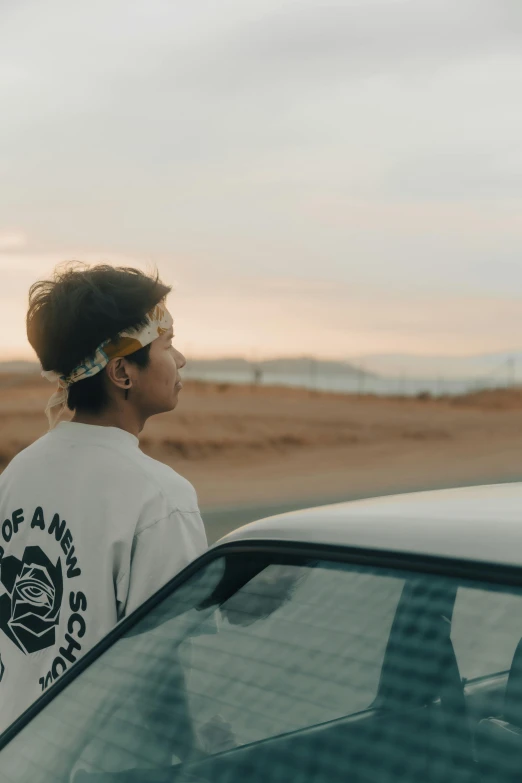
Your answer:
1;375;522;528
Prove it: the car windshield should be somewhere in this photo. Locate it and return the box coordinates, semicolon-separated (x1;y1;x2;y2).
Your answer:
1;548;522;783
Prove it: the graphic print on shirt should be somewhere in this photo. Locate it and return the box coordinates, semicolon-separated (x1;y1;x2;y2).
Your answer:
0;506;88;692
0;652;4;682
0;546;63;654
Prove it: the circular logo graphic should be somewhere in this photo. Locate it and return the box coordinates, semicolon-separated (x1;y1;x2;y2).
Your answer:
0;546;63;655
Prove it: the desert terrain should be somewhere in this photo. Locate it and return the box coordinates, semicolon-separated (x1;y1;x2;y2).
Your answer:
1;373;522;541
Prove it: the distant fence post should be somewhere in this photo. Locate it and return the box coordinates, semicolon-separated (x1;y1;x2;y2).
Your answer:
309;358;317;395
357;364;365;396
252;364;263;389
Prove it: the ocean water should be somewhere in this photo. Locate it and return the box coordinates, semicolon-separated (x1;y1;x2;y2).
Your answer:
183;368;505;397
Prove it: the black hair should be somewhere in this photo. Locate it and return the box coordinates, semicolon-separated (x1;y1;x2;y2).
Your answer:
27;263;172;414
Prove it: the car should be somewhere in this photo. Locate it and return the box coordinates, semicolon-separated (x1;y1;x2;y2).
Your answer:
2;482;522;782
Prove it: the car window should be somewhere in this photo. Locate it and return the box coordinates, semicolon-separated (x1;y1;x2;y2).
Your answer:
451;585;522;681
3;551;522;783
0;553;405;781
181;561;404;748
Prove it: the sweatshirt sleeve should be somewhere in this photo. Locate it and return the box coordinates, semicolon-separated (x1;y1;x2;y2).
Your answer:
117;509;208;618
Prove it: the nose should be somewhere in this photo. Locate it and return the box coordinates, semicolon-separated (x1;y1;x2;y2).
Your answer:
175;349;187;370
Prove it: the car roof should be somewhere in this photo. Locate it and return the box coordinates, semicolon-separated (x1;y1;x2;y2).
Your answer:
215;482;522;568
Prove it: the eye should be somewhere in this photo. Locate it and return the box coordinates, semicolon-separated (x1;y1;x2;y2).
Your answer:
15;578;54;608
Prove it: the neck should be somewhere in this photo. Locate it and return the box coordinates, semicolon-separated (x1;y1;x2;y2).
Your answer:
72;402;145;438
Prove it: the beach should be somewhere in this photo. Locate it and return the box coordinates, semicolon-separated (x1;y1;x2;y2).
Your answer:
1;374;522;541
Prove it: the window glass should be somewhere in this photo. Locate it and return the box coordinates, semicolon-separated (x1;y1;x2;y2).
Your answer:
181;562;404;748
2;551;522;783
0;554;405;781
452;585;522;680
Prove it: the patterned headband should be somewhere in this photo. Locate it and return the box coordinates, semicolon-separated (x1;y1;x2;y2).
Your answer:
42;303;173;429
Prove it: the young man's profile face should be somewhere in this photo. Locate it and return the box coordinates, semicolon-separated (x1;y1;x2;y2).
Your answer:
134;327;186;417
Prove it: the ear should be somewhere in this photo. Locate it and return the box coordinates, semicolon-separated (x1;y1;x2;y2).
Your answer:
106;357;132;392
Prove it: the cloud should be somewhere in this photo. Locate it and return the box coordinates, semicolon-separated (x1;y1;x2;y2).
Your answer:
1;254;520;361
176;275;522;359
1;1;522;358
0;231;27;250
202;0;522;90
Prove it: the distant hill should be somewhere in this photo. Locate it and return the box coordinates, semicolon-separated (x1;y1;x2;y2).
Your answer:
261;357;373;375
2;351;521;384
187;357;375;377
187;358;251;373
0;357;374;381
359;352;522;381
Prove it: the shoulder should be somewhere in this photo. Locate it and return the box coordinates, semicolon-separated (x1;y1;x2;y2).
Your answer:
131;452;205;541
0;434;51;477
0;433;201;526
132;449;199;513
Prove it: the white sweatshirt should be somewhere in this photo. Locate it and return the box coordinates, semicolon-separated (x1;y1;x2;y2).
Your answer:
0;422;207;734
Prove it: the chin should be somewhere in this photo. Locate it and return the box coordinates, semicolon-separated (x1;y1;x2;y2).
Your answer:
166;394;180;412
162;398;178;413
149;397;179;418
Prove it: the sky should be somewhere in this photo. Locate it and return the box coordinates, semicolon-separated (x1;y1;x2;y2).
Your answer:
1;0;522;361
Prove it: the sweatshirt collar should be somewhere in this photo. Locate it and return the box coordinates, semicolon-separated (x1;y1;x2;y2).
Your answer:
52;421;140;449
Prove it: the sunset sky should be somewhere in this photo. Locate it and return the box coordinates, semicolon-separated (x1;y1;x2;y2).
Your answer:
1;0;522;361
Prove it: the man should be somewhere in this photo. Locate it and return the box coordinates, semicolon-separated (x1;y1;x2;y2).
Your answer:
0;263;207;732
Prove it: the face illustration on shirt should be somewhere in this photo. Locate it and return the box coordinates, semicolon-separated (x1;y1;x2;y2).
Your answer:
0;546;63;655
